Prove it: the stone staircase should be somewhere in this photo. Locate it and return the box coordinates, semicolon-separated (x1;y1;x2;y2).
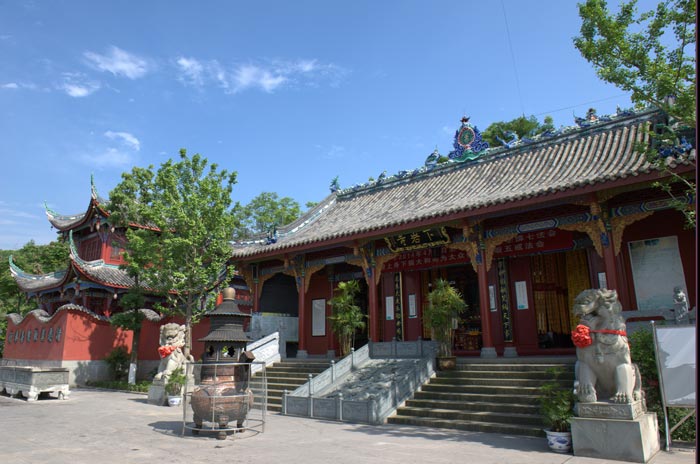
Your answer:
388;360;575;437
251;360;331;413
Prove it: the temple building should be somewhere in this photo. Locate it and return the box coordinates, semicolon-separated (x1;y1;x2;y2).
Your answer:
229;107;695;358
3;106;696;380
2;181;250;382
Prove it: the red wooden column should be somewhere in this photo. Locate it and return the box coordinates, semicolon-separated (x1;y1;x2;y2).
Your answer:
368;275;380;342
477;258;497;358
599;204;620;292
296;275;307;357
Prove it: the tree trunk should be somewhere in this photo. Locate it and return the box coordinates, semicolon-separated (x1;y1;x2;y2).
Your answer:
128;327;140;385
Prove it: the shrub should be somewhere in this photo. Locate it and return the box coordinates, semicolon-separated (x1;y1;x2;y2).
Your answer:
104;346;130;382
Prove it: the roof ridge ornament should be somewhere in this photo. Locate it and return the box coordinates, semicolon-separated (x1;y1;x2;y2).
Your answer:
448;116;490;162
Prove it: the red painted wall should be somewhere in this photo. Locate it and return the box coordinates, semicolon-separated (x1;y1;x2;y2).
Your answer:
3;310;213;363
3;312;67;361
62;312;132;360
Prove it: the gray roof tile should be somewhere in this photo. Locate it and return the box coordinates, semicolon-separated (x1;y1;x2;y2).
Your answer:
231;110;694;258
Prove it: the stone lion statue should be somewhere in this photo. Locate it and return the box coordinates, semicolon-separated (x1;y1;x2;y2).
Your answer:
153;323;193;382
571;289;642;404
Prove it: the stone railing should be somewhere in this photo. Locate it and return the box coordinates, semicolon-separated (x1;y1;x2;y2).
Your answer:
247;331;282;374
283;339;437;424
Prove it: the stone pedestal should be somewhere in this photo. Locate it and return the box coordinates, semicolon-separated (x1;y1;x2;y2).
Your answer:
480;346;497;358
503;346;518;358
571;409;660;463
148;381;167;406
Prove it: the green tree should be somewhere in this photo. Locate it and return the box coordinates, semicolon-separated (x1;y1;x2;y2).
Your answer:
328;280;366;357
0;240;69;316
574;0;696;227
233;192;301;239
109;286;145;384
481;115;555;147
107;149;238;356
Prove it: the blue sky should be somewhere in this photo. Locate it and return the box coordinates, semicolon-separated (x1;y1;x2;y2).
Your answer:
1;0;647;250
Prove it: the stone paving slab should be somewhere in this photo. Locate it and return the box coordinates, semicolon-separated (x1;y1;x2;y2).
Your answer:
0;389;694;464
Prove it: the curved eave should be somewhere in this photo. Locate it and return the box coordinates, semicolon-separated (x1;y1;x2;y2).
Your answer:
45;196;105;232
9;256;73;293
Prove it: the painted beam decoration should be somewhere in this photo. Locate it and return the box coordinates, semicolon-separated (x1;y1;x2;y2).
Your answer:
492;229;575;258
385;227;451;253
383;247;470;273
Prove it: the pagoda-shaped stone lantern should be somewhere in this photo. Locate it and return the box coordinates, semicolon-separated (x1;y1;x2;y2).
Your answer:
190;287;255;439
199;286;251;366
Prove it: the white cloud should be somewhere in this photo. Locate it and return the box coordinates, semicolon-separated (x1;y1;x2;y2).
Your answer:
104;131;141;151
62;83;98;97
232;64;286;93
59;73;100;97
84;46;150;79
176;56;205;86
171;57;347;94
2;82;38;90
80;147;134;168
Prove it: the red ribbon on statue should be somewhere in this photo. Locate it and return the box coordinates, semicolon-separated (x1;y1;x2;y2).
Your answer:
158;345;179;358
571;324;627;348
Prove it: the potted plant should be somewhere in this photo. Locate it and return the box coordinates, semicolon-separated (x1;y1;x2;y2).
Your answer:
424;278;465;370
539;366;575;453
328;280;367;357
165;367;187;407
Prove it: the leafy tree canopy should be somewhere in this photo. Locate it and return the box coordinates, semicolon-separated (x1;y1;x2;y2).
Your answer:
233;191;301;239
575;0;696;227
107;149;238;353
0;240;68;316
481;115;555;147
575;0;695;126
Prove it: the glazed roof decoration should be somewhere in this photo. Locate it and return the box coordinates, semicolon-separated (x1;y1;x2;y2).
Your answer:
230;106;695;257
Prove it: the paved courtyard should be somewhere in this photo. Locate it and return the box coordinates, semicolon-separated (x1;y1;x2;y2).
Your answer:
0;389;694;464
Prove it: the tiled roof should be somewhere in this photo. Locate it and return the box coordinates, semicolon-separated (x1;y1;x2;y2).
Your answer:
231;109;695;258
9;256;71;292
68;230;135;288
199;324;250;343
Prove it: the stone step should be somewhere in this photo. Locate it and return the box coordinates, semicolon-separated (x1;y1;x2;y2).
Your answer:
250;377;309;387
387;414;544;437
405;398;540;415
421;383;542;396
453;363;574;372
249;361;331;414
395;406;544;427
413;390;543;405
428;377;563;388
439;370;575;380
259;371;323;380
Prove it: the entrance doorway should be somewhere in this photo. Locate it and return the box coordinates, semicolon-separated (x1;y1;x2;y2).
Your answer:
422;265;481;352
531;249;590;349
